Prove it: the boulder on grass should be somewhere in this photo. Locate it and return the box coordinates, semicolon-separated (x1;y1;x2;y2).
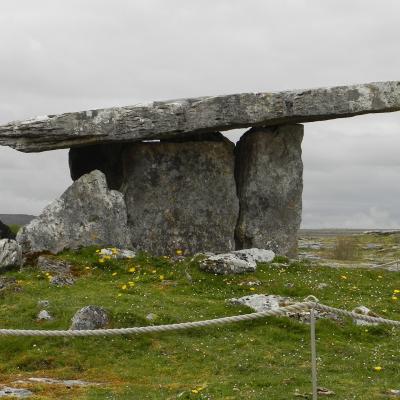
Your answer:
70;305;109;330
17;170;131;254
0;239;22;271
199;248;275;275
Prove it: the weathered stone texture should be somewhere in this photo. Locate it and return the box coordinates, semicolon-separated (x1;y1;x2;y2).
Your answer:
69;143;124;190
70;305;109;330
1;81;399;152
0;239;23;271
17;170;131;254
121;137;239;255
235;124;304;256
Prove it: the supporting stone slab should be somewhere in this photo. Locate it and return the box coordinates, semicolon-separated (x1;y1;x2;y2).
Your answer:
235;125;304;257
121;137;239;255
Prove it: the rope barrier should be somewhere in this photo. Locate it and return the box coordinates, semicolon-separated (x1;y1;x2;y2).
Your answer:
0;298;399;337
0;301;314;337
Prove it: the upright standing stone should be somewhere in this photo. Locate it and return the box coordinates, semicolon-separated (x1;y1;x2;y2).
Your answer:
17;170;131;254
235;124;304;256
121;134;239;255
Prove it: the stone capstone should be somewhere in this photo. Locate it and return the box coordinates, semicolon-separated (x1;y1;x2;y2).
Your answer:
121;137;239;255
69;143;124;190
70;305;109;330
1;81;399;152
235;124;304;256
0;239;23;271
0;220;14;240
16;170;131;254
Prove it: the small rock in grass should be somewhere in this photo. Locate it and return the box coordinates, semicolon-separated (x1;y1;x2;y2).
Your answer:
352;305;380;326
0;277;19;292
98;248;136;259
12;377;101;387
37;310;53;321
317;282;329;290
200;252;256;274
36;256;73;275
70;305;109;330
37;300;50;308
50;275;75;287
0;239;23;271
0;386;32;398
146;313;158;321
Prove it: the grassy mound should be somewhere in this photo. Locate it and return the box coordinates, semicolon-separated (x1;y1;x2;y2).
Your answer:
0;247;400;399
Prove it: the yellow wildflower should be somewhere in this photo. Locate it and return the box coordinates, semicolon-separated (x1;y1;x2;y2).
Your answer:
176;249;183;256
373;366;382;372
99;259;105;263
121;284;127;290
128;281;135;286
112;272;117;276
340;275;347;280
117;293;122;297
95;249;100;253
129;267;136;273
159;275;165;281
394;289;400;294
85;266;90;270
392;296;398;301
250;287;256;291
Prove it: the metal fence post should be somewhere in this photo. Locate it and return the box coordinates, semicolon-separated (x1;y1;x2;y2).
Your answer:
310;307;318;400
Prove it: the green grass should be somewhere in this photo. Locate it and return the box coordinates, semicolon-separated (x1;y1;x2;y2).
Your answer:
1;246;400;399
7;224;21;235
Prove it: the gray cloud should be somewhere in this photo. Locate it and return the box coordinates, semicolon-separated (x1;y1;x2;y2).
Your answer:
0;0;400;227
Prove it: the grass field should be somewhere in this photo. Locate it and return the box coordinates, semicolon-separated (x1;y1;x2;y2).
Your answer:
1;235;400;399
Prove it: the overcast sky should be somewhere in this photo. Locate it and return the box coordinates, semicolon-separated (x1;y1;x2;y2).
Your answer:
1;0;400;228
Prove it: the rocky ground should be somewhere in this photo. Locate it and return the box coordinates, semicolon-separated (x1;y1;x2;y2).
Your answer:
0;233;400;398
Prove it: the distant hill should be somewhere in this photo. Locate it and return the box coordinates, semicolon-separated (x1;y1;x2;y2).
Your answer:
0;214;35;226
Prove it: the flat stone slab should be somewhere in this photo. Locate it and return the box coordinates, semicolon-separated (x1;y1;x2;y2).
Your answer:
0;81;399;152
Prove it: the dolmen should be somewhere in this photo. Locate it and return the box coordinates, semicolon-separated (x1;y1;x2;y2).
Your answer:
1;81;399;257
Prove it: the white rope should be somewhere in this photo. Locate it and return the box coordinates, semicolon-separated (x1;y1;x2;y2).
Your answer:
1;298;399;337
0;302;313;337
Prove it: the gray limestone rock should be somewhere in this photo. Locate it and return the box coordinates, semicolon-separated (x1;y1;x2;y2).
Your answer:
1;81;399;152
69;143;124;190
0;386;32;398
235;125;303;256
37;310;53;321
70;305;109;330
37;255;73;275
121;138;239;255
232;248;275;263
17;170;131;254
199;252;257;275
49;275;75;287
0;239;22;271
